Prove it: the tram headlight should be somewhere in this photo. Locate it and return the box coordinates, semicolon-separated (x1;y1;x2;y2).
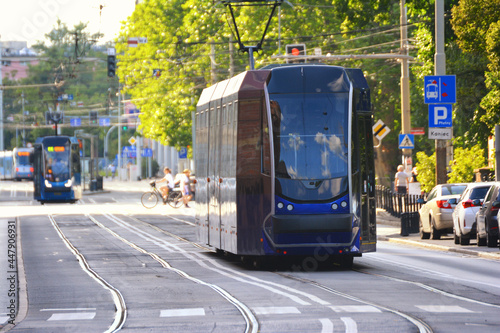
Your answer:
277;202;284;209
341;201;347;208
331;203;338;210
286;204;294;211
64;179;72;187
44;179;52;188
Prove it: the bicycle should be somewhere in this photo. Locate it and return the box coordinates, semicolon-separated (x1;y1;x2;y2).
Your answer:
141;180;183;209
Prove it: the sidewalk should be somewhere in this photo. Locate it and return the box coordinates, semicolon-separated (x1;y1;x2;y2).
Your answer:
376;208;500;260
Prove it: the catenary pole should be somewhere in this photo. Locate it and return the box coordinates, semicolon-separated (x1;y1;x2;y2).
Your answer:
435;0;447;184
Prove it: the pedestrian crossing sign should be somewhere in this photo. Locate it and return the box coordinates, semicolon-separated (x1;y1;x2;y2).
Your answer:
399;134;414;149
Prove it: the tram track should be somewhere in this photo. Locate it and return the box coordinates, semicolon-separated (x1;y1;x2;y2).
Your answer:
86;213;259;333
48;210;499;333
126;214;435;332
48;215;127;333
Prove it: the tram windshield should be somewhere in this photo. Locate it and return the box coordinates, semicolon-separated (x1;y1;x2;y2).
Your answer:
270;92;349;181
15;151;31;166
44;145;70;182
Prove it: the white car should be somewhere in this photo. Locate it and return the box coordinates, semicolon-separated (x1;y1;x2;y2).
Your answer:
451;182;495;245
419;183;468;239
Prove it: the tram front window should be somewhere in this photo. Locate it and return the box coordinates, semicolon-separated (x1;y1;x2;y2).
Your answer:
270;93;348;181
45;145;70;182
15;152;30;166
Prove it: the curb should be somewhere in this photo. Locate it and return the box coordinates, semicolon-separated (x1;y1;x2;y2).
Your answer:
377;234;500;261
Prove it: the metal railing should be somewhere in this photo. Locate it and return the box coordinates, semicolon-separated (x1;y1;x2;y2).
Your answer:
375;185;423;218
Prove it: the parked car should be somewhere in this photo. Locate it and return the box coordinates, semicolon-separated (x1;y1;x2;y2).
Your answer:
475;183;500;247
451;182;495;245
418;183;468;240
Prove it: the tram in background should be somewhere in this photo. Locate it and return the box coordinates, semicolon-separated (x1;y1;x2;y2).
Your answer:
0;151;14;180
32;136;82;203
13;147;34;180
195;64;376;267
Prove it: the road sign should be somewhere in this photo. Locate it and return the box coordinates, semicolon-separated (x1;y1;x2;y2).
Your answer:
141;148;153;157
122;145;136;158
70;118;81;127
178;147;188;159
424;75;456;104
128;136;136;145
372;119;391;141
99;118;110;127
428;104;452;127
411;127;425;135
429;128;452;140
399;134;415;149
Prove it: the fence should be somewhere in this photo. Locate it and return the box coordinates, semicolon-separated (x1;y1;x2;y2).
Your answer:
375;185;424;235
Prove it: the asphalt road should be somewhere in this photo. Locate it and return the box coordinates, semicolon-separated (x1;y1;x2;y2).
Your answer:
1;179;499;332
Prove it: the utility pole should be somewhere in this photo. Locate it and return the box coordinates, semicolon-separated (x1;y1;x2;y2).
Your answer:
435;0;447;184
210;40;216;85
229;36;234;78
400;0;412;171
21;92;26;147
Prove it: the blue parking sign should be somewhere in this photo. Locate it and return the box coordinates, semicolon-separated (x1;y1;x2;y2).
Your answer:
424;75;456;104
178;147;188;159
428;104;453;128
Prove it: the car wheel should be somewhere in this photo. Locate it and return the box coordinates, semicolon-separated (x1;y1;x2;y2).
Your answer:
477;232;487;246
453;229;460;244
486;230;498;248
430;217;441;240
459;234;470;246
419;217;430;239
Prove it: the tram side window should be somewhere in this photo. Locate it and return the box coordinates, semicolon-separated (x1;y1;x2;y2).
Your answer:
71;145;81;174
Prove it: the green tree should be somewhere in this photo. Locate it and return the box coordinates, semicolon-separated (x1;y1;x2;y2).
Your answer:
415;151;435;193
448;145;486;183
451;0;500;143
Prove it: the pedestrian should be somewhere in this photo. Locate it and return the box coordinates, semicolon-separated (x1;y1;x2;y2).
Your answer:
395;165;409;194
179;169;192;208
410;167;418;183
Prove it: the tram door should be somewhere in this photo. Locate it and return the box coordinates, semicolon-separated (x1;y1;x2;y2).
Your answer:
32;144;43;198
359;114;377;249
208;101;223;248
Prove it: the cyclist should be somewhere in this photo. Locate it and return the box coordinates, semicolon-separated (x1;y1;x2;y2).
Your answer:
157;167;175;204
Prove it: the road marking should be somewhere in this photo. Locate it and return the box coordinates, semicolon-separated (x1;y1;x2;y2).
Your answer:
40;308;96;311
253;307;300;315
330;305;382;313
319;318;333;333
341;317;357;333
47;312;96;321
416;305;475;313
160;308;205;317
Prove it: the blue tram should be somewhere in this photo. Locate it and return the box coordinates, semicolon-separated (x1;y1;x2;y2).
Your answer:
13;147;34;180
32;136;82;203
194;65;376;265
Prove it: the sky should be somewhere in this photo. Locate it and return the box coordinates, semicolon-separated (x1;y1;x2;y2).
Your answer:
0;0;137;47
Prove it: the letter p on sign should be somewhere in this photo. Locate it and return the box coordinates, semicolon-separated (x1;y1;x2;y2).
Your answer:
428;104;452;128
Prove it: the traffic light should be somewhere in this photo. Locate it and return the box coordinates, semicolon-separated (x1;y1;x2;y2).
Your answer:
107;55;116;78
89;111;98;125
286;44;306;63
122;125;128;131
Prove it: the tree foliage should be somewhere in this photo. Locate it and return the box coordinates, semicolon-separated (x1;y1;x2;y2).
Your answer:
448;145;486;183
415;151;436;193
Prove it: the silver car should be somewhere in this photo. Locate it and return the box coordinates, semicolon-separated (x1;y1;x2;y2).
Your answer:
451;182;494;245
419;183;468;239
